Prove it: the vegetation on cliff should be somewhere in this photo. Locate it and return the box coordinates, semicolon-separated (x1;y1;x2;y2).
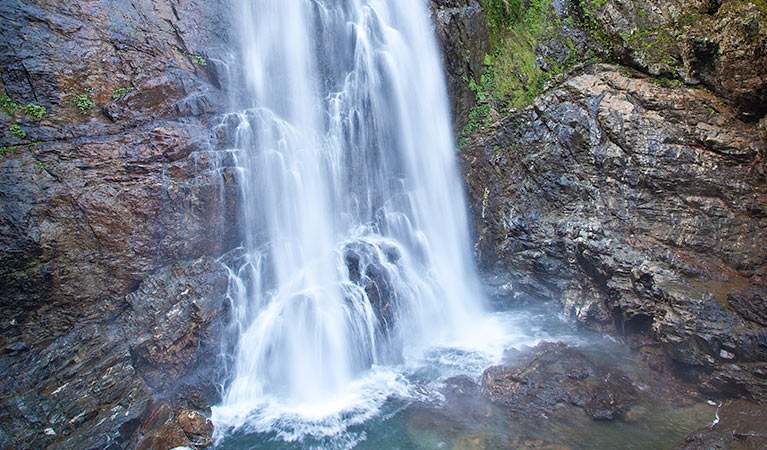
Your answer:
461;0;767;148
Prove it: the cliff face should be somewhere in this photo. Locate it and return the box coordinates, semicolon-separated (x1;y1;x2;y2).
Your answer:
460;0;767;403
0;0;239;448
429;0;490;134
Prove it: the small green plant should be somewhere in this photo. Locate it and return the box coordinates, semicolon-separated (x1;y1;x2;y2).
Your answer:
0;94;18;116
0;93;46;155
0;94;46;120
173;46;208;66
24;104;46;119
9;124;26;139
703;103;719;115
112;87;133;100
190;54;207;66
72;90;94;114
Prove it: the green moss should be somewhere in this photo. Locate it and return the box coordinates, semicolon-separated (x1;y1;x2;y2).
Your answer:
577;0;617;55
473;1;582;116
482;0;525;43
460;0;563;146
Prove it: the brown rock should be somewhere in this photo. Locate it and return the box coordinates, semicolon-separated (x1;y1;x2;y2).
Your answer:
728;286;767;327
177;409;213;437
0;0;240;448
136;423;190;450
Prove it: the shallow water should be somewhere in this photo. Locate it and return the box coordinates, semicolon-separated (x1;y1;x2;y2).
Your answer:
216;302;716;449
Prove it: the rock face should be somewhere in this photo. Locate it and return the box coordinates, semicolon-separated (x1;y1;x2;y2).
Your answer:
430;0;490;134
462;63;767;401
460;0;767;404
581;0;767;119
483;342;638;420
1;256;230;449
461;0;767;408
0;0;239;448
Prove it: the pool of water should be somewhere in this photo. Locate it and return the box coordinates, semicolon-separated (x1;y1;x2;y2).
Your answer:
216;302;716;449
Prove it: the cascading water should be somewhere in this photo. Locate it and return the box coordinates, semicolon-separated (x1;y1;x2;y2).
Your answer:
212;0;514;443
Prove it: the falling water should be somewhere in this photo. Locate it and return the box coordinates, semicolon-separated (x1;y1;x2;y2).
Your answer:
212;0;509;442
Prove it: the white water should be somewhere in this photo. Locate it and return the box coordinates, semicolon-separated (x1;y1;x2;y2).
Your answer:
212;0;514;442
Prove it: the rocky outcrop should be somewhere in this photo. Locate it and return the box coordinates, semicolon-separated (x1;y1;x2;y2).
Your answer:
430;0;490;134
460;0;767;404
0;0;239;448
462;63;767;401
577;0;767;119
1;256;230;449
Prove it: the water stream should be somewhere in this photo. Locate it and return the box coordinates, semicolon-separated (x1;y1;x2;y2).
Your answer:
211;0;511;442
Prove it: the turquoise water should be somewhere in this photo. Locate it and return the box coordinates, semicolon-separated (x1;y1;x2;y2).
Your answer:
216;303;715;450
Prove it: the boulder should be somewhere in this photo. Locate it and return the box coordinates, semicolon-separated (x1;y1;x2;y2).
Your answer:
482;342;638;420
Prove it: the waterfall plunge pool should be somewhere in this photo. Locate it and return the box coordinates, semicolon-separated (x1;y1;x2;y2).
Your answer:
213;301;715;450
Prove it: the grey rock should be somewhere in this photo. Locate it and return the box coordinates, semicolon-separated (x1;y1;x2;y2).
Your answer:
430;0;491;135
462;64;767;401
482;342;638;420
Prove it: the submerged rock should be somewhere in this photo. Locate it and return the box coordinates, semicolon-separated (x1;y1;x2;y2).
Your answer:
482;342;638;420
679;399;767;449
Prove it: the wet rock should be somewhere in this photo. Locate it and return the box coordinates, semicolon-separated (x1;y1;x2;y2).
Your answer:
0;256;229;450
681;1;767;119
136;423;190;450
564;0;767;118
177;410;213;438
482;342;638;420
343;240;400;331
679;400;767;449
462;64;767;401
728;286;767;327
126;257;230;390
0;0;239;448
430;0;490;134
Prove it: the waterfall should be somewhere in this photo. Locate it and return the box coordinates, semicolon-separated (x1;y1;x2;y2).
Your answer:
212;0;503;442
